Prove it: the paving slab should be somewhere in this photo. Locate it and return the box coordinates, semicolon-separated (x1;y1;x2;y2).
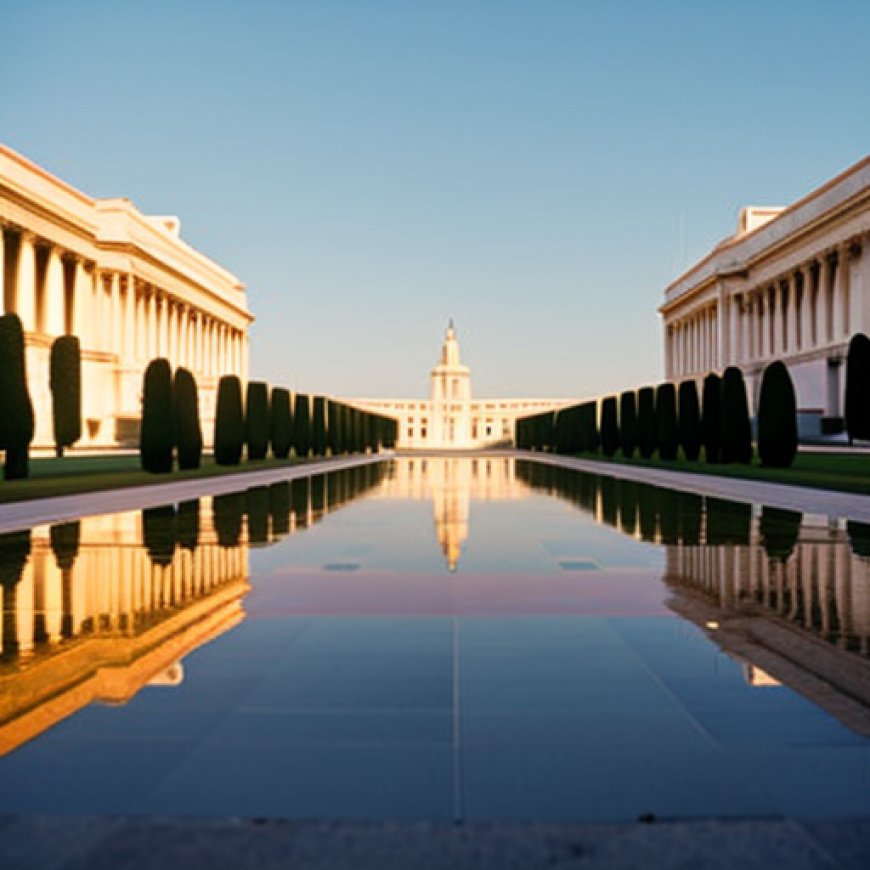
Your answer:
1;815;866;869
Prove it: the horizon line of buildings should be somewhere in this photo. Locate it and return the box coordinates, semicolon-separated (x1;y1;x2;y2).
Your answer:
4;141;870;451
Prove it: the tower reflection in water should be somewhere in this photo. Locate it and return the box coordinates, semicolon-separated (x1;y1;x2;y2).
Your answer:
0;464;388;754
517;460;870;731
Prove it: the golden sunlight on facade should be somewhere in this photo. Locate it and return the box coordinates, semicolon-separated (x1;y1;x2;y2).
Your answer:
0;505;249;756
661;154;870;438
351;323;572;450
0;144;253;449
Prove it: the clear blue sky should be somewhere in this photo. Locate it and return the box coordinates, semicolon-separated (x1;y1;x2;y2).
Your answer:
3;1;869;400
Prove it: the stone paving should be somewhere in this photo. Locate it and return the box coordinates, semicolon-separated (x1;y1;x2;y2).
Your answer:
1;815;868;869
3;449;870;866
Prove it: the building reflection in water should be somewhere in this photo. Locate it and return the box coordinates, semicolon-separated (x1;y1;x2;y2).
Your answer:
372;456;531;571
0;464;388;754
516;460;870;731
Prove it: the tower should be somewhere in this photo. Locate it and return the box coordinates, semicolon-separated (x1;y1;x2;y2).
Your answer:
430;320;472;447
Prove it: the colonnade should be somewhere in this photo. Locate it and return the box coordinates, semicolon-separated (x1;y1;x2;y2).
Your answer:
0;510;247;660
666;237;864;379
0;224;247;380
665;528;870;655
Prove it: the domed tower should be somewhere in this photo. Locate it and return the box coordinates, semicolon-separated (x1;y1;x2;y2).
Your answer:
430;320;472;447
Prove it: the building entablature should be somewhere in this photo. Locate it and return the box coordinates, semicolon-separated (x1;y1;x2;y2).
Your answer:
662;154;870;310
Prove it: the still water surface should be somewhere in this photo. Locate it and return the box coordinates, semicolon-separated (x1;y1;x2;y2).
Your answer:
1;456;869;821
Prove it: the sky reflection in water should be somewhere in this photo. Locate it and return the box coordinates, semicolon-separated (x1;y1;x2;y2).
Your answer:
0;456;869;822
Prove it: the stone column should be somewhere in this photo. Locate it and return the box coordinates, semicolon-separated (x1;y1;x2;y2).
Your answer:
772;283;783;357
834;245;850;339
15;231;37;332
818;257;831;346
110;272;121;355
787;272;799;353
71;259;90;346
802;264;815;346
123;276;135;359
44;246;66;336
167;301;177;364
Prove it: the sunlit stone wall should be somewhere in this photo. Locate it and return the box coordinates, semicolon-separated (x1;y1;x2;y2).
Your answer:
0;144;253;449
660;156;870;438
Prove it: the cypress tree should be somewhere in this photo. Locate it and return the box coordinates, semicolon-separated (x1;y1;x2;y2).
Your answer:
294;393;311;457
176;499;200;550
637;387;656;459
619;391;637;459
49;335;81;458
269;481;291;538
655;382;678;461
173;367;202;470
845;333;870;443
214;375;244;465
0;529;31;591
142;506;176;567
757;361;798;468
270;387;292;459
312;396;327;456
587;403;600;454
213;491;244;547
326;400;340;455
705;496;752;546
600;396;619;457
244;380;270;461
0;314;35;480
245;486;270;545
678;380;702;461
701;373;721;464
140;358;174;473
720;366;752;464
49;521;80;571
759;506;802;562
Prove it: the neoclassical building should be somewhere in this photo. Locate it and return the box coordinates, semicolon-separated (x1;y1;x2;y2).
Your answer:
351;323;572;449
660;154;870;437
0;144;252;449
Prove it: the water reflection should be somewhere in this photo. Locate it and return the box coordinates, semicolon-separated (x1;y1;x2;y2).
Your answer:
372;456;529;571
516;460;870;731
0;464;388;754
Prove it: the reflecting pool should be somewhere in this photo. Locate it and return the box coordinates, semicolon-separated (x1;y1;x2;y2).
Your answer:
1;456;869;822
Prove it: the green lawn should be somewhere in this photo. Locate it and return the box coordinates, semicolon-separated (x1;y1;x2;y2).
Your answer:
558;450;870;496
0;454;315;505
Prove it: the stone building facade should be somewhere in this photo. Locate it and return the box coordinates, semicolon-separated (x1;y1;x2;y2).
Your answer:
351;323;572;449
660;155;870;438
0;144;252;449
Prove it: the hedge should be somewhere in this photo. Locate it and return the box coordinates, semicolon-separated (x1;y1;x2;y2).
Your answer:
719;366;752;464
0;314;35;480
845;333;870;442
245;380;270;461
214;375;244;466
677;380;701;461
701;373;721;463
637;387;656;459
49;335;82;458
270;387;293;459
312;396;327;456
173;367;202;470
619;391;637;459
655;382;678;460
140;358;174;473
757;361;798;468
600;396;619;457
294;393;311;457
